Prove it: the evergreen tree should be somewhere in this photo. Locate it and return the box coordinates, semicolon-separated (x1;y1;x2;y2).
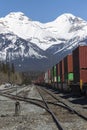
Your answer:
11;63;15;73
2;63;7;73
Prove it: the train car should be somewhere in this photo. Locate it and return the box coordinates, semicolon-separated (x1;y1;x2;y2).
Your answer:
35;73;45;85
72;45;87;95
48;69;51;84
36;45;87;96
56;62;61;90
57;63;61;89
59;59;64;90
64;54;73;91
51;66;57;89
44;69;51;86
44;71;49;84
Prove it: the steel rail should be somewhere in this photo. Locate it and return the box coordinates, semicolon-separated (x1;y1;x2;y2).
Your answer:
40;86;87;121
36;87;64;130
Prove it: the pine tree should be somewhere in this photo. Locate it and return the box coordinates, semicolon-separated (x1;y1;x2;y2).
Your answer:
11;63;15;73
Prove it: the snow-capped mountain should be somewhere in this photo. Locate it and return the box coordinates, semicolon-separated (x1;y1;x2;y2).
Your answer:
0;12;87;71
0;33;47;71
0;33;46;60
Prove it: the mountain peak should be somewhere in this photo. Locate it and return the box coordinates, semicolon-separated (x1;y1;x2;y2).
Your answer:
55;13;76;22
54;13;83;24
0;12;87;71
5;12;32;21
0;12;87;51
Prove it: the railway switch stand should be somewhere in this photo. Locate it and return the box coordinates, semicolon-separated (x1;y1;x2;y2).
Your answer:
15;101;20;116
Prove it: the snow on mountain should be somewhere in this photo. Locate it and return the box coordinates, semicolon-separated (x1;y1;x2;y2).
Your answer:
0;12;67;50
0;12;87;71
0;33;46;61
45;13;87;40
1;12;87;51
0;12;52;50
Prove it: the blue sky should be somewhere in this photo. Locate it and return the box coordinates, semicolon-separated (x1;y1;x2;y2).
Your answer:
0;0;87;23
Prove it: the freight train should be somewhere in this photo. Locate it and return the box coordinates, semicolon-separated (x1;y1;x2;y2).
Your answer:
36;45;87;96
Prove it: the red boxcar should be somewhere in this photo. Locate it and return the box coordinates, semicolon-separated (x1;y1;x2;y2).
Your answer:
60;59;64;82
73;46;87;94
73;46;87;83
64;54;73;73
80;70;87;83
64;54;73;82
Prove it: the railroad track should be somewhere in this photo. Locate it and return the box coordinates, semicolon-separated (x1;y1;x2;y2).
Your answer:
0;85;87;130
37;86;87;121
36;86;87;129
0;88;64;130
0;85;30;95
36;86;64;130
0;87;17;93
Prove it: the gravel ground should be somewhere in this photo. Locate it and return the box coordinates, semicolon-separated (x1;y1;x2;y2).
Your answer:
0;84;87;130
35;86;87;130
51;90;87;130
0;84;58;130
57;92;87;117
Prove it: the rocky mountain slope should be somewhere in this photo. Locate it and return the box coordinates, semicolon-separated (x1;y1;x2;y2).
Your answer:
0;12;87;71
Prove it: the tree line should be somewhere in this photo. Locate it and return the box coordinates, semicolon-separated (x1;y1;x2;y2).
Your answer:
0;62;15;74
0;61;44;85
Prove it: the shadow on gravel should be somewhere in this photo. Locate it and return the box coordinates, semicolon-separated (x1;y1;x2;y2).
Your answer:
42;86;87;105
59;93;87;105
83;106;87;109
60;93;81;99
70;96;87;105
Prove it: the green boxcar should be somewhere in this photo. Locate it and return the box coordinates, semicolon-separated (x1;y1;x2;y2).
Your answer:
53;66;57;82
57;76;60;82
68;73;74;81
64;73;73;81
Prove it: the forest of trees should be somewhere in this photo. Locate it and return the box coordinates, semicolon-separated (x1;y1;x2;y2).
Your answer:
0;61;43;85
0;62;22;85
